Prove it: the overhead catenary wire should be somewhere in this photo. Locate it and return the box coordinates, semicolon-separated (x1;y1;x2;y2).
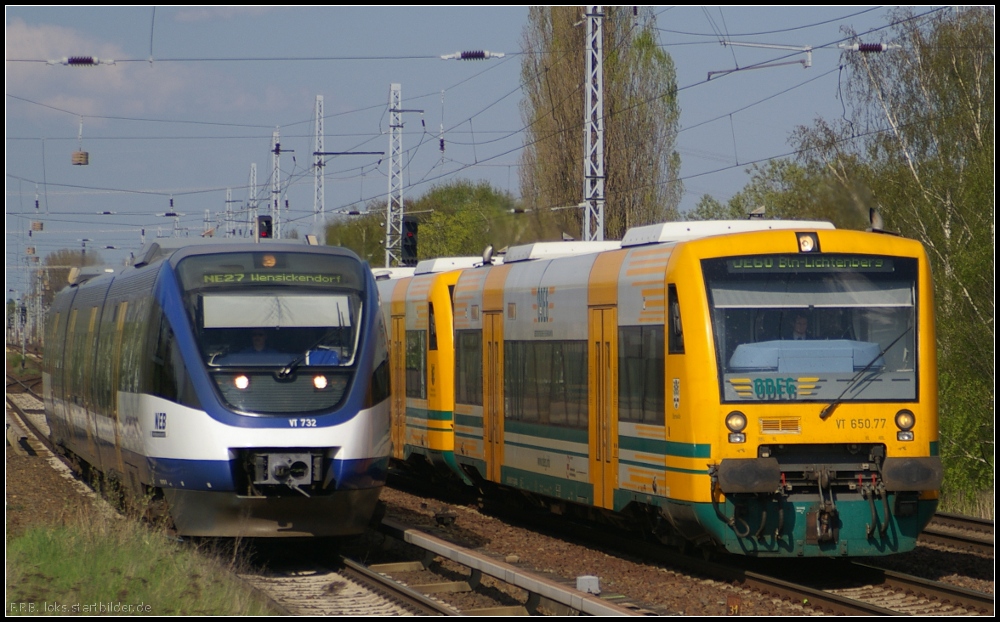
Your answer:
6;5;957;289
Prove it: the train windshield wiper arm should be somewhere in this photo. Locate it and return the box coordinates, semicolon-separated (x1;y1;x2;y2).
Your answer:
819;326;912;421
278;329;338;378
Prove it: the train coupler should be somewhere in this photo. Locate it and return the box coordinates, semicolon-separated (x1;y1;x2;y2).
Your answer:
806;467;839;544
240;448;329;497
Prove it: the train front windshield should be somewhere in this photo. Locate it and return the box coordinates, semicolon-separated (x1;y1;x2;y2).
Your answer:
702;254;918;403
176;251;365;369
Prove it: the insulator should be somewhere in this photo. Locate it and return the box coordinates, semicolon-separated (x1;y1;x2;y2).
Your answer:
440;138;445;152
67;56;97;66
858;43;884;53
460;50;487;60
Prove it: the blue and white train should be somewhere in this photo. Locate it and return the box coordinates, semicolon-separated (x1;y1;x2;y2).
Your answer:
42;238;391;537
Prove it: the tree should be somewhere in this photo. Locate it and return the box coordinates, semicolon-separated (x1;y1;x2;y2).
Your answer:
37;248;103;309
686;159;871;229
407;181;523;259
519;6;682;240
324;180;527;266
324;207;385;267
760;7;993;503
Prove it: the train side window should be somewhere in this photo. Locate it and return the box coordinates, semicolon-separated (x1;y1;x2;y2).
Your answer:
428;303;438;351
618;326;665;426
405;330;427;399
505;340;587;429
147;307;200;409
455;330;483;406
668;284;684;354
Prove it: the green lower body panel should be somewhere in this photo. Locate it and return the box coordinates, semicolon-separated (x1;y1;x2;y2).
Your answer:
687;494;938;556
403;446;471;485
501;466;593;505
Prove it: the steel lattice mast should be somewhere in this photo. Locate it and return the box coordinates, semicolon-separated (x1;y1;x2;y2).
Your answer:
313;95;325;244
385;83;404;267
582;6;606;241
271;129;281;239
249;163;257;238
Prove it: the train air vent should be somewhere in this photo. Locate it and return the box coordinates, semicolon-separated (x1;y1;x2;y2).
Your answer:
760;418;801;434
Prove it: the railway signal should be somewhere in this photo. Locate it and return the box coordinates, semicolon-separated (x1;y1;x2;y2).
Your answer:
258;215;273;239
402;216;418;266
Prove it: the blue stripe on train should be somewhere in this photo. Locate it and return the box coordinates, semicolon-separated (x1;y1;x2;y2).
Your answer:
147;455;389;492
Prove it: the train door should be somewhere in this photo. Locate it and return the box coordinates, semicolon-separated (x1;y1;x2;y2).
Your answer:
390;315;407;460
84;306;103;470
589;306;619;509
59;307;79;448
110;301;128;476
483;311;504;483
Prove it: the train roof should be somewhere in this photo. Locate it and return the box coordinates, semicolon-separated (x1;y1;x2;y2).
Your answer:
372;267;416;281
621;219;836;247
67;265;116;286
503;240;621;263
133;236;350;268
414;256;486;274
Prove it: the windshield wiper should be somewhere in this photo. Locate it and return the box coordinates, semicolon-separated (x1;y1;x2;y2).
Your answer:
819;326;913;421
278;328;339;378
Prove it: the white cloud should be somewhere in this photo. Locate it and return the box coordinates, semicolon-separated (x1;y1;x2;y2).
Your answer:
5;17;283;125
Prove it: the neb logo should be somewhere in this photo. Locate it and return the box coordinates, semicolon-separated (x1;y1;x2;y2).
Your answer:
154;412;167;430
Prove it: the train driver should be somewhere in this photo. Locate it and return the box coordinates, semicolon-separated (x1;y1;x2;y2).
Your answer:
790;313;810;340
246;329;277;353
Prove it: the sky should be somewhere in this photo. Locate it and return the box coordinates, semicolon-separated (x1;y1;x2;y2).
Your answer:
5;6;943;301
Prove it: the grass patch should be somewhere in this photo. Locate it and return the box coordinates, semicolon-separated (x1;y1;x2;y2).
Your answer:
939;489;995;520
6;352;40;378
6;510;277;616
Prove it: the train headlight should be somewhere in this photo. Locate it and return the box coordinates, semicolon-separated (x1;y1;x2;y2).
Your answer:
895;409;915;441
895;409;915;430
234;375;250;390
797;232;820;253
726;411;747;443
312;375;328;390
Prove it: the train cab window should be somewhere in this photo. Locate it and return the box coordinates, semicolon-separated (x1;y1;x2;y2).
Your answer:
193;293;358;367
702;254;918;403
176;252;365;370
428;303;438;351
668;284;684;354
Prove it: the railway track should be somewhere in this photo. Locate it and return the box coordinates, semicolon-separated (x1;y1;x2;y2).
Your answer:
920;512;994;556
368;517;659;615
238;556;455;616
387;473;994;616
8;380;993;616
750;560;994;616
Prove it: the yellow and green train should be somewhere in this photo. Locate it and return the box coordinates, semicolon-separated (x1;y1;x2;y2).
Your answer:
377;220;942;557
